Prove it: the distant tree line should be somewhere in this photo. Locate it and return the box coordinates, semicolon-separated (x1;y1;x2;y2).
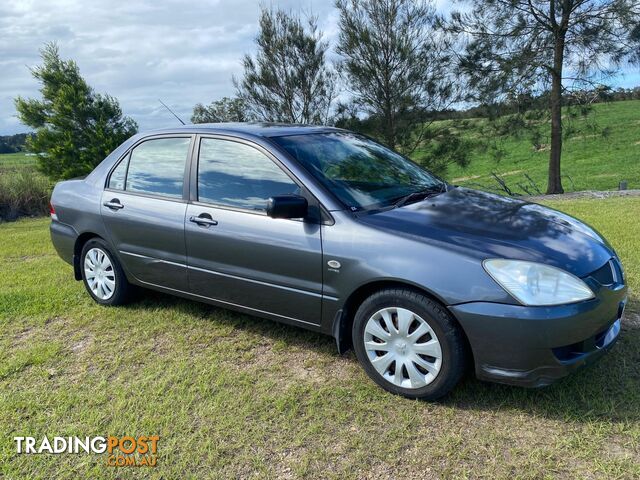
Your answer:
0;133;32;154
426;86;640;121
592;86;640;103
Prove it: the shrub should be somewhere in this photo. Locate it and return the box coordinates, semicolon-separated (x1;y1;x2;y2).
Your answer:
0;171;52;221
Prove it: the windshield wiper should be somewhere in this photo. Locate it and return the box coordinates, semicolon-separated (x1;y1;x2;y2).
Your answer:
391;183;448;209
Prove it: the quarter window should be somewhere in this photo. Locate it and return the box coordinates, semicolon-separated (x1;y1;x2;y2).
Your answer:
124;138;190;199
197;138;299;211
108;155;128;190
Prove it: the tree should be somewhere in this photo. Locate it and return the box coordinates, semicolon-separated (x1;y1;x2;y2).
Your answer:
15;43;137;180
450;0;640;194
191;96;252;123
335;0;459;157
235;8;336;124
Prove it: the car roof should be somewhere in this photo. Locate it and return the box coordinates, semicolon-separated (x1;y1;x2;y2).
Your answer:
141;122;345;138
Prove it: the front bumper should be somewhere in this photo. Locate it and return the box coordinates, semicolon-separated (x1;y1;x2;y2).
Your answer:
449;283;627;388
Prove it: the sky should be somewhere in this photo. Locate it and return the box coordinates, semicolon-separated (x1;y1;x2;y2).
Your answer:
1;0;639;136
0;0;341;135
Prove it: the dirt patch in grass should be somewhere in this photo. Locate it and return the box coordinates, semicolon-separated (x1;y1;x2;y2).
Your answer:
70;336;94;354
12;327;34;346
605;436;639;460
452;173;483;182
152;333;173;355
526;189;640;202
5;253;55;262
501;169;523;176
623;312;640;329
453;170;523;184
44;315;67;326
234;339;358;389
570;134;600;141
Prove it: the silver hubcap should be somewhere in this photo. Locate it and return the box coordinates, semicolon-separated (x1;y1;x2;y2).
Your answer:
364;307;443;389
84;248;116;300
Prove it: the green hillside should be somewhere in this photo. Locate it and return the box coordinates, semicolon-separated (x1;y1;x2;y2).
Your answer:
437;99;640;194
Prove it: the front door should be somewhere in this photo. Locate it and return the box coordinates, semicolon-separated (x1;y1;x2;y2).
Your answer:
101;136;192;290
185;136;323;324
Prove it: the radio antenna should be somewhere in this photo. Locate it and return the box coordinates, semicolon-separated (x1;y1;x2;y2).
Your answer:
158;99;186;125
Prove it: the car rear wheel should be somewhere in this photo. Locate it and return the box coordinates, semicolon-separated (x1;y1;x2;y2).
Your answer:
352;288;467;400
81;238;132;306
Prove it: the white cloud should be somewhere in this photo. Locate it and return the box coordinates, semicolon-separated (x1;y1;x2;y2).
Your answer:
0;0;336;134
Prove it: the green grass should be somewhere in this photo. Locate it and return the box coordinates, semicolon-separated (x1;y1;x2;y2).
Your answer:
0;152;37;174
1;197;639;478
543;197;640;300
435;99;640;194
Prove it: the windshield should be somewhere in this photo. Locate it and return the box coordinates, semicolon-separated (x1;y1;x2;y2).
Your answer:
272;132;444;210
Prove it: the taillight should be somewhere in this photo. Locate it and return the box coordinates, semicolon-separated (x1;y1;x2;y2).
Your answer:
49;202;57;219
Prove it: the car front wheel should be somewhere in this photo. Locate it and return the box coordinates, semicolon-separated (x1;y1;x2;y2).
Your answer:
352;288;467;400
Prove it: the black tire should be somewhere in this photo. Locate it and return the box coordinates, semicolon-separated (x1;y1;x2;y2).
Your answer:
80;238;132;306
352;288;467;400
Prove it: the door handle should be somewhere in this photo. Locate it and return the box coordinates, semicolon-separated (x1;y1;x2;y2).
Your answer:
103;199;124;210
189;215;218;227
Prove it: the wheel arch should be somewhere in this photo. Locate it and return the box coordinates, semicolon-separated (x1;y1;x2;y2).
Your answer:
332;279;473;365
72;232;103;280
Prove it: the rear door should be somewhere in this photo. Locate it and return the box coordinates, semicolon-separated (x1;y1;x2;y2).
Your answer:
101;135;192;290
185;135;323;324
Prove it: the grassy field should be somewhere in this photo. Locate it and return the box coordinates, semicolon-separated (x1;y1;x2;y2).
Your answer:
437;100;640;194
0;152;37;174
1;196;639;479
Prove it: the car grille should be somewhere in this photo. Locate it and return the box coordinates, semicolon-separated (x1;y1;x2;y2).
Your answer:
590;257;624;287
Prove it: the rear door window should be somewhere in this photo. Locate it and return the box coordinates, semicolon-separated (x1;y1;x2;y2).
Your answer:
124;138;190;199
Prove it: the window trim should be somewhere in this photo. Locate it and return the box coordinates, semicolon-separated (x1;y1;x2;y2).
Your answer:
106;151;131;191
190;134;312;217
104;134;194;203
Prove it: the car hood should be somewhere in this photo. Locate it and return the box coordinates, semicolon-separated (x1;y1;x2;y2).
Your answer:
358;187;614;277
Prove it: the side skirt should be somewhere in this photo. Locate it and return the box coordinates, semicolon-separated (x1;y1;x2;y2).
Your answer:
130;278;327;335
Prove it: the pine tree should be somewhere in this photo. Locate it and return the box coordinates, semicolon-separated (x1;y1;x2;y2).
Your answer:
15;43;138;180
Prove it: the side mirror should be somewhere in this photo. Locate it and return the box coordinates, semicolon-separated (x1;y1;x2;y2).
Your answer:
266;195;308;219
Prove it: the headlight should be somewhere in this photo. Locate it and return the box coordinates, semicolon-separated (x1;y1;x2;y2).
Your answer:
483;259;594;306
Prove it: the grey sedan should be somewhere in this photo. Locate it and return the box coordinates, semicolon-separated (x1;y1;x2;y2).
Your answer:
50;124;627;399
